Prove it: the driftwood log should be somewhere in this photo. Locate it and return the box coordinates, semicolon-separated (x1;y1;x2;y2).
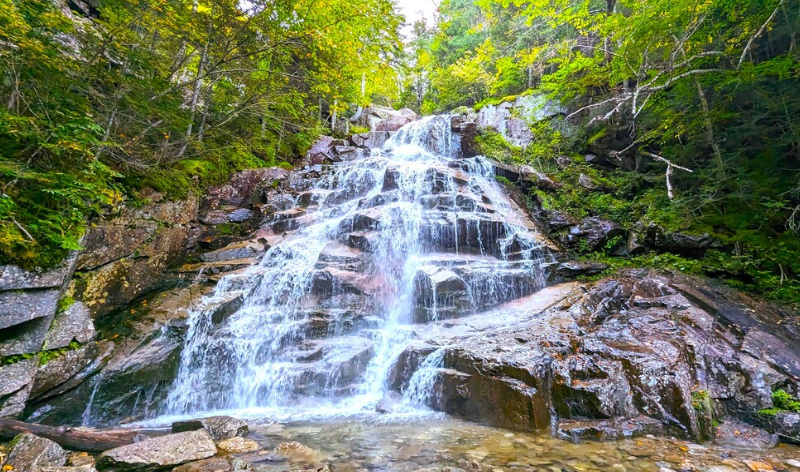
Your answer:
0;419;146;452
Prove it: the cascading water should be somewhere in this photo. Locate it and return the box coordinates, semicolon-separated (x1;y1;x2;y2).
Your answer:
164;115;550;420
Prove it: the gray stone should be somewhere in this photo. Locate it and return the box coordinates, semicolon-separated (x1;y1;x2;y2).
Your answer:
6;433;68;472
200;240;266;263
43;301;96;350
714;419;778;450
0;256;75;291
172;416;249;441
42;466;98;472
98;430;217;471
172;457;233;472
350;131;390;149
0;289;60;331
0;357;38;418
30;342;103;400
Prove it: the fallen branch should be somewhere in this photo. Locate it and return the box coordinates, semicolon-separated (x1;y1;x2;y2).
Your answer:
0;419;147;452
642;151;693;200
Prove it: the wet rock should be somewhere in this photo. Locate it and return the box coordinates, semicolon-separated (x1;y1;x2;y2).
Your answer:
200;240;266;263
98;430;216;471
459;122;481;158
216;437;261;454
271;442;320;462
30;342;104;400
43;301;96;350
67;452;96;468
715;419;778;450
558;416;666;440
0;357;38;418
172;416;249;441
391;271;800;441
350;131;390;149
331;146;370;162
412;267;472;322
76;225;189;320
6;433;68;472
173;457;234;472
352;106;417;132
554;261;609;278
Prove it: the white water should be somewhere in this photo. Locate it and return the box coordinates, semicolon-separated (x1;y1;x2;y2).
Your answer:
158;115;550;423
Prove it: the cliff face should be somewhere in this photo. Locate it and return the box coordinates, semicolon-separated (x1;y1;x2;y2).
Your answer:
0;167;289;423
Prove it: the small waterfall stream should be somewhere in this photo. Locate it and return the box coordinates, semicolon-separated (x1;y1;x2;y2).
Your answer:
164;115;550;420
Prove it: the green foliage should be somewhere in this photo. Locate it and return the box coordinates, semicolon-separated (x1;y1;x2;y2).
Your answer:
39;340;82;366
57;296;75;314
475;130;522;163
494;175;513;186
0;0;403;268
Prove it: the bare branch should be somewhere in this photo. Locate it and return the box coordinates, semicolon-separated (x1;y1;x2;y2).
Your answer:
738;0;785;69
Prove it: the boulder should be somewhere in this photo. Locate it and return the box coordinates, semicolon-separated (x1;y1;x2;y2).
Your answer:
172;416;249;441
352;106;417;132
0;289;60;353
349;131;390;149
67;452;96;468
304;135;336;165
645;225;722;256
0;357;38;418
553;261;609;278
5;433;68;472
172;458;234;472
557;416;666;440
43;301;96;350
560;217;625;252
97;430;216;471
519;165;558;190
215;437;261;454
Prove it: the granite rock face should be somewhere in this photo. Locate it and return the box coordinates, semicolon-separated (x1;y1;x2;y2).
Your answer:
390;271;800;441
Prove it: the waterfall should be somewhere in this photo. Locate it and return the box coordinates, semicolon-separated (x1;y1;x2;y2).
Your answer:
164;115;550;419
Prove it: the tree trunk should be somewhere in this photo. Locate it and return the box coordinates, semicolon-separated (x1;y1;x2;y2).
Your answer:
0;419;146;452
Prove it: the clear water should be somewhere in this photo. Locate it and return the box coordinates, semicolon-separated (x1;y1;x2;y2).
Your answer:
163;115;551;420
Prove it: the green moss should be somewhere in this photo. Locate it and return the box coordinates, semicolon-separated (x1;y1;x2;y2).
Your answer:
495;175;513;186
474;130;522;163
349;125;370;135
56;295;75;314
0;352;36;366
38;340;82;366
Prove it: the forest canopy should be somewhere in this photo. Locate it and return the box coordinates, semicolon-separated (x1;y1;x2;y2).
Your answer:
0;0;402;267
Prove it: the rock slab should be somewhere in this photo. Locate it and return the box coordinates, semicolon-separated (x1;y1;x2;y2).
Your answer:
97;430;216;471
